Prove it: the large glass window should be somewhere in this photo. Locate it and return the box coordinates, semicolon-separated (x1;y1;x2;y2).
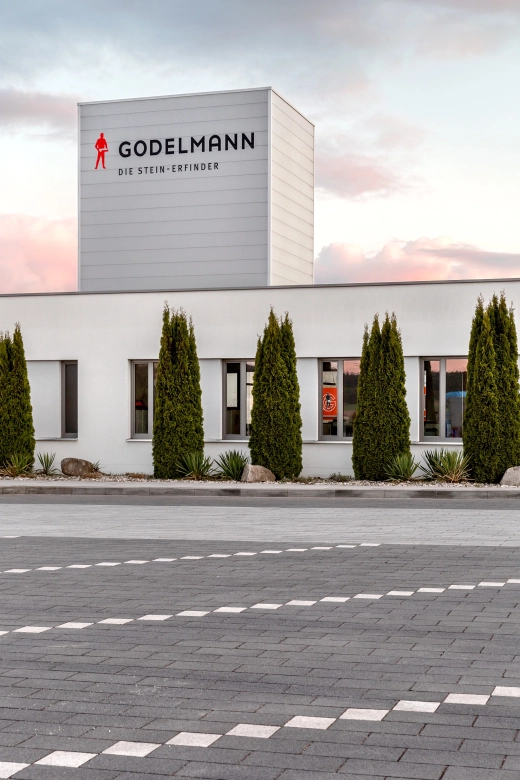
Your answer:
132;361;158;438
422;358;467;440
62;361;78;438
224;360;254;438
320;359;361;439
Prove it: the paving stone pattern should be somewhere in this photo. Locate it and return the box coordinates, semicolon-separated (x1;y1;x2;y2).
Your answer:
3;502;520;544
0;538;520;777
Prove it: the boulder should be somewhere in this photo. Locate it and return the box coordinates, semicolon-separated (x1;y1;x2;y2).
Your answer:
61;458;95;477
500;466;520;486
241;464;276;483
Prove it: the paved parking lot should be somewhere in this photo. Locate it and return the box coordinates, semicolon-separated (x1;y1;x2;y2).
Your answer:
0;499;520;777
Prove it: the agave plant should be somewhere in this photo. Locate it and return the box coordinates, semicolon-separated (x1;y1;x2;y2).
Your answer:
176;451;217;480
419;448;471;483
0;452;34;477
36;452;60;476
385;452;419;483
214;450;249;481
419;449;446;480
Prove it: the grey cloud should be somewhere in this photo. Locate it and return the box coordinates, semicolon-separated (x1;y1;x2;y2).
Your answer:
0;89;78;137
0;0;515;95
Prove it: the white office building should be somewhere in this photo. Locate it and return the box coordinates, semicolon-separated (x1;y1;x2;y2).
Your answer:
1;88;509;476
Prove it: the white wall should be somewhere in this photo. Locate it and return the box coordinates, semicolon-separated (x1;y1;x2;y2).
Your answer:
27;361;61;439
269;91;314;285
2;277;509;475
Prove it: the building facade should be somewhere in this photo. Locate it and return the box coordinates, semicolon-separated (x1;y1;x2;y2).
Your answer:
79;88;314;291
3;88;506;476
0;277;512;477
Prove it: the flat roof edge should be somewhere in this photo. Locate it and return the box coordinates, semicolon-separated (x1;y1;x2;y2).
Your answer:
2;277;520;299
78;86;315;127
78;86;273;107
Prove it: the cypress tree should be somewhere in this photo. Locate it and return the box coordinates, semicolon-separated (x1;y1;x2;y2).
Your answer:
0;324;35;466
379;313;411;470
463;310;500;483
353;313;410;480
487;293;520;479
466;295;484;394
279;313;303;478
352;316;381;480
249;309;300;479
152;306;204;478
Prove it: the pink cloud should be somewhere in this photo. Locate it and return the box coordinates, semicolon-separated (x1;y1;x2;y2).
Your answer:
0;89;77;135
315;237;520;285
316;151;403;200
315;120;423;200
0;214;77;293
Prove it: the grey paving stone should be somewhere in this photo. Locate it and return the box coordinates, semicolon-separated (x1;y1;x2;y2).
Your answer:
1;531;520;779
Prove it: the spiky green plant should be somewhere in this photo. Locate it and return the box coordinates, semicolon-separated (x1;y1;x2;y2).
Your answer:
214;450;249;481
385;452;419;483
36;452;60;475
419;449;445;480
176;451;216;480
419;448;471;483
1;452;33;477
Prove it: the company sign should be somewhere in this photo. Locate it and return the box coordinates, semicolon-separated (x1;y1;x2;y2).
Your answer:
93;131;255;177
322;388;338;417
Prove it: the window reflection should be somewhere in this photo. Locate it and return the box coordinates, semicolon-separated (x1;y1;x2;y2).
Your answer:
246;362;254;436
134;363;149;435
322;361;338;436
446;359;467;438
226;363;241;435
423;360;440;437
343;360;360;437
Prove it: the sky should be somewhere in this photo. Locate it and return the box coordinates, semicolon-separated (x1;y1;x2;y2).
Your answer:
1;0;520;293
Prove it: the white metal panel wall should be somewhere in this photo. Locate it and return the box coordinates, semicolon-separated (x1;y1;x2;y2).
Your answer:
269;91;314;285
27;361;61;439
79;89;270;292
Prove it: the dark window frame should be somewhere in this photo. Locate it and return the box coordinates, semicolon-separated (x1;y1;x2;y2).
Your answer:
131;360;158;439
61;361;78;438
319;358;361;441
421;356;467;442
222;360;254;440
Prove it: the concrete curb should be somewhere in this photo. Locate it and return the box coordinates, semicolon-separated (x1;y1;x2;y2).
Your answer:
0;482;519;499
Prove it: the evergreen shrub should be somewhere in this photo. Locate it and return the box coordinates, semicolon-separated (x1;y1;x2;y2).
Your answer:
0;324;35;467
352;312;410;480
249;309;302;479
152;305;204;478
463;309;500;483
464;293;520;482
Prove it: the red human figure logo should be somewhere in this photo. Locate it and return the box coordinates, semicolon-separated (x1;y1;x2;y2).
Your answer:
94;133;108;169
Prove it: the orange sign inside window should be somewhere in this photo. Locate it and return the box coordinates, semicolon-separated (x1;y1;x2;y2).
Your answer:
322;387;337;416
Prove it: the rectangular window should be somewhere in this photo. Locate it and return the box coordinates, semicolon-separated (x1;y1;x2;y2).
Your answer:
224;360;254;438
62;361;78;438
320;359;361;439
422;358;467;440
131;361;158;438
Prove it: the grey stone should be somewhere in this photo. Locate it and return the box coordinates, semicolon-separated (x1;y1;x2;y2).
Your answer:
61;458;95;477
241;465;276;483
500;466;520;486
